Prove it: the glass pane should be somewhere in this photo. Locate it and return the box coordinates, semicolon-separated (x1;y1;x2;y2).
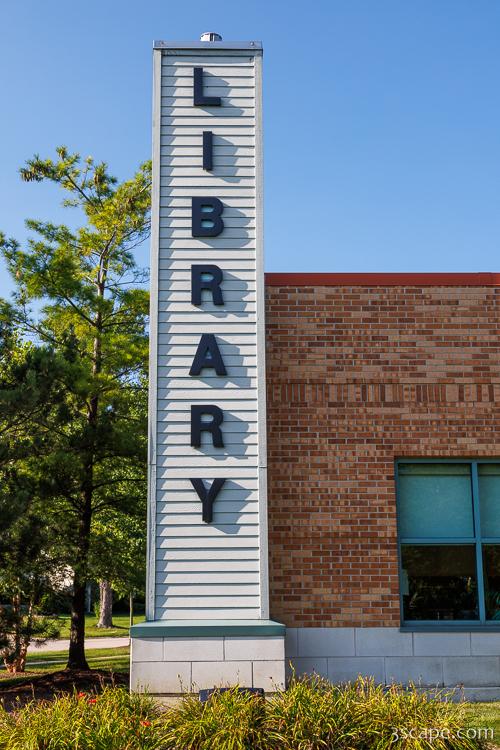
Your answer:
401;545;479;621
483;545;500;620
398;463;474;538
479;465;500;538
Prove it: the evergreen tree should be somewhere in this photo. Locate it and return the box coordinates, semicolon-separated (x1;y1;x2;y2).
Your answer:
0;148;150;669
0;333;66;672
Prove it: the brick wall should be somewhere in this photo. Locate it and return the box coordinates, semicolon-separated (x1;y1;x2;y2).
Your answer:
264;281;500;628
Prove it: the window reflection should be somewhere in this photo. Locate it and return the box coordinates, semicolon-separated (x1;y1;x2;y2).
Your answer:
483;545;500;621
401;545;479;621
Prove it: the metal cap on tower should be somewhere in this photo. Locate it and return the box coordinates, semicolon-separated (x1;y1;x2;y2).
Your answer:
200;31;222;42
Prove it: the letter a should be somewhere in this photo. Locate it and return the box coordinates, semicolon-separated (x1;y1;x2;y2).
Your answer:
190;334;227;376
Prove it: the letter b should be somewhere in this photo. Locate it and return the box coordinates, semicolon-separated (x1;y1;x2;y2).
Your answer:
192;197;224;237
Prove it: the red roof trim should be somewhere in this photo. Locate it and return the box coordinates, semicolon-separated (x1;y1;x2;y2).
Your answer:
265;273;500;287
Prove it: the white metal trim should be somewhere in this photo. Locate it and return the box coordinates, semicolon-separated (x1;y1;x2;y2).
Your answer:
146;47;162;621
254;50;270;620
154;41;262;50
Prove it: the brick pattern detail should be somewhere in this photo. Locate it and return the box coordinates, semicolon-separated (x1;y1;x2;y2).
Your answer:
265;285;500;627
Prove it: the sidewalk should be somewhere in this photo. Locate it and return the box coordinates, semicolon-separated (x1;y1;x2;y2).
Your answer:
32;637;129;653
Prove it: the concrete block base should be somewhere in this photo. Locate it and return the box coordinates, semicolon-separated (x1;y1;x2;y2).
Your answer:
131;624;500;697
286;627;500;696
130;620;285;695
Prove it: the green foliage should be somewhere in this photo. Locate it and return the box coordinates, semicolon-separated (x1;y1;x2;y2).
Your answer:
0;147;151;668
153;678;486;750
0;678;490;750
0;330;66;671
0;604;61;674
0;686;164;750
464;702;500;744
265;674;358;750
265;676;483;750
90;510;146;598
162;688;267;750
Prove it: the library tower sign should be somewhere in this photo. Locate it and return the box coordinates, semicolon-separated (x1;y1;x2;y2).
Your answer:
129;35;285;695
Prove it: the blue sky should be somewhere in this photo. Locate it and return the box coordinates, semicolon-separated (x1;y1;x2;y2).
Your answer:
1;1;499;298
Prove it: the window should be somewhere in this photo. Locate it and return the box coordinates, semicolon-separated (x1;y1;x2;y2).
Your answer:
397;461;500;626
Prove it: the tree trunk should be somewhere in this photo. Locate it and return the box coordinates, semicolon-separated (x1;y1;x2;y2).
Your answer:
67;249;106;670
67;579;89;669
97;581;113;628
66;496;92;670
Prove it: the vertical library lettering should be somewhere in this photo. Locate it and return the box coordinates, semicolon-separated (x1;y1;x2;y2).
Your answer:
189;66;228;523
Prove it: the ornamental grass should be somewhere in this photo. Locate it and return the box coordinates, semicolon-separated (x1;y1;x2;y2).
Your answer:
0;677;488;750
264;676;484;750
0;685;165;750
161;687;267;750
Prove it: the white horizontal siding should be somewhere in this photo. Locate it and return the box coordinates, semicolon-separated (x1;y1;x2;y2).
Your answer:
163;64;255;74
161;139;255;150
156;537;259;551
157;427;257;439
162;53;256;62
159;198;256;208
162;75;255;85
159;586;260;600
161;87;254;97
155;609;260;621
156;468;260;482
160;256;255;268
159;301;256;313
158;401;259;414
162;110;255;119
156;559;260;572
157;385;257;397
157;307;256;319
163;98;254;108
158;215;255;226
158;501;259;514
159;277;255;288
160;277;254;289
156;570;258;584
157;420;257;432
162;139;255;150
156;481;259;502
157;595;260;609
158;346;256;358
161;174;254;186
157;458;259;471
158;445;258;458
161;362;257;374
157;548;260;562
150;47;264;621
160;296;256;308
158;346;257;358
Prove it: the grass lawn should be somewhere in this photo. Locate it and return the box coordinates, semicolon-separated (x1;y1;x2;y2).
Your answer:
464;702;500;744
0;646;130;688
57;613;144;638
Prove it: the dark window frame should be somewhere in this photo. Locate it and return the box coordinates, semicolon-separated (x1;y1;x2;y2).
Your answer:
395;458;500;629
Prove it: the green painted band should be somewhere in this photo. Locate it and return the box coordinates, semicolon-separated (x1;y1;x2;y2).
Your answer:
130;619;285;638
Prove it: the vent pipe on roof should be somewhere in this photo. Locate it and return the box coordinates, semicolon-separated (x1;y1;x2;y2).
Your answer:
200;32;222;42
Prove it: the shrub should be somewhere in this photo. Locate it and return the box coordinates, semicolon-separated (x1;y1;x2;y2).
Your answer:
350;678;480;750
0;677;488;750
150;677;486;750
265;676;485;750
162;687;267;750
264;674;363;750
0;685;165;750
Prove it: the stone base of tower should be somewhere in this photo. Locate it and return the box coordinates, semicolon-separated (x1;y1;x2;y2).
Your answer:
130;620;286;695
